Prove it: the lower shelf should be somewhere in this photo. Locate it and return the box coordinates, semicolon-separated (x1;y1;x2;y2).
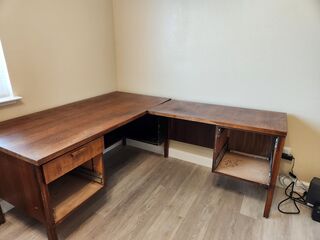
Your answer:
214;152;270;186
49;174;103;223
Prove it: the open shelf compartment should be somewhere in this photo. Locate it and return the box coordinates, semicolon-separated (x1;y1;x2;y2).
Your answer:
49;174;103;223
214;151;270;186
212;127;277;187
48;155;104;223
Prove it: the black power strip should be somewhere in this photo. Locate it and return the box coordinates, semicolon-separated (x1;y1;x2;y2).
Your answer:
282;152;294;161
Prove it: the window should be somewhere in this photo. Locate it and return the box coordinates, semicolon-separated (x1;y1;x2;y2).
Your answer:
0;40;20;105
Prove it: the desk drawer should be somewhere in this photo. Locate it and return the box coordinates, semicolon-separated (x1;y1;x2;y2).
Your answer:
43;138;104;184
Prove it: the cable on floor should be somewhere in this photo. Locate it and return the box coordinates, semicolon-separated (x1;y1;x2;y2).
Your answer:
277;179;309;214
278;157;311;214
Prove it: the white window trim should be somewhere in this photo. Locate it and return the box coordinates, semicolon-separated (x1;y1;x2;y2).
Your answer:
0;40;21;107
0;95;22;106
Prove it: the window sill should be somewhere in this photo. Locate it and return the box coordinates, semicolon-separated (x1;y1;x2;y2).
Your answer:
0;96;22;106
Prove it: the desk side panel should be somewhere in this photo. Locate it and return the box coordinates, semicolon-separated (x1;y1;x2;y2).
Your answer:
0;152;45;222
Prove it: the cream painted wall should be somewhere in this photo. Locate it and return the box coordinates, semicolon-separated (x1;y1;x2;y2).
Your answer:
0;0;116;122
113;0;320;181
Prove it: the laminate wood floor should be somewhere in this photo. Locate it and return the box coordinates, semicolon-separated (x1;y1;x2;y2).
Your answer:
0;147;319;240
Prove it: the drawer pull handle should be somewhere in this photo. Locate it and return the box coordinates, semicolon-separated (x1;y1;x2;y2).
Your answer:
71;147;87;158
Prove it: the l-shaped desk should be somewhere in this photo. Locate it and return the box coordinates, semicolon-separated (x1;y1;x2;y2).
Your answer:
0;92;287;240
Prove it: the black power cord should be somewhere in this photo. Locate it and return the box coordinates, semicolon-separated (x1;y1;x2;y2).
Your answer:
278;180;308;214
278;154;311;214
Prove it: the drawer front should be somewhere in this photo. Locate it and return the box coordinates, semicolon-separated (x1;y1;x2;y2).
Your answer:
43;137;104;184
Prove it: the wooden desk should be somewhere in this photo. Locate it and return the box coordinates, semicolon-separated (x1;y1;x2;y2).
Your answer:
0;93;287;240
0;92;169;240
149;99;287;218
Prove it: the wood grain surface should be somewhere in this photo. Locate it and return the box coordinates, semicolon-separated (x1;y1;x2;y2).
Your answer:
42;138;104;184
49;174;103;223
214;152;270;186
149;100;287;136
0;152;45;223
0;92;169;165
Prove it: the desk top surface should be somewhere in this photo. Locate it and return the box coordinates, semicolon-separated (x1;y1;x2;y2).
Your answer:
0;92;169;165
149;100;287;136
0;92;287;165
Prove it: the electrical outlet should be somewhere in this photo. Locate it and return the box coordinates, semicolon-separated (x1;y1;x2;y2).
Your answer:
283;147;292;155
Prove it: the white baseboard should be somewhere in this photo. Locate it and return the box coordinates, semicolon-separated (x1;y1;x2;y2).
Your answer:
103;140;123;154
0;200;14;214
276;175;310;193
104;139;213;170
126;139;164;155
169;147;212;168
126;139;212;168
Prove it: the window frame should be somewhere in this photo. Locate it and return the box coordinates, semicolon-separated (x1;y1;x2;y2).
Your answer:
0;40;21;106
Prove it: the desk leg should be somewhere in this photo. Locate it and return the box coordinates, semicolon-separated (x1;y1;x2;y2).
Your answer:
122;137;127;146
164;118;170;158
263;136;285;218
35;168;58;240
45;225;58;240
164;138;169;158
0;204;5;224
